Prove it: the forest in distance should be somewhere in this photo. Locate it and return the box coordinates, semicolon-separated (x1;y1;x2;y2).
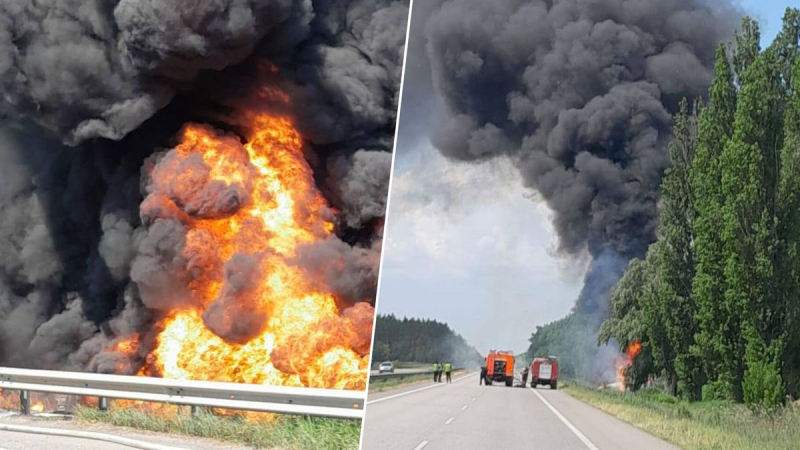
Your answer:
530;9;800;408
370;315;482;367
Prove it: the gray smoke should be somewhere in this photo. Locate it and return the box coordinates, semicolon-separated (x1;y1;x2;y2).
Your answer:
0;0;407;373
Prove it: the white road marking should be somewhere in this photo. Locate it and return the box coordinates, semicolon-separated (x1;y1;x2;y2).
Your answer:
412;440;429;450
367;372;475;405
529;388;600;450
445;417;455;425
461;405;468;410
471;397;476;401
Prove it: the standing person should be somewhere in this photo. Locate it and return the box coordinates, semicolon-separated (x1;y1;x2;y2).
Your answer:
432;362;439;382
437;361;442;382
479;366;486;385
521;366;529;387
445;362;452;383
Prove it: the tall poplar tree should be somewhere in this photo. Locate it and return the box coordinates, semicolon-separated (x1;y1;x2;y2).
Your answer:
692;45;738;400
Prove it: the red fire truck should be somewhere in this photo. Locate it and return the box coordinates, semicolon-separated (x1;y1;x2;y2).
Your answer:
531;356;559;389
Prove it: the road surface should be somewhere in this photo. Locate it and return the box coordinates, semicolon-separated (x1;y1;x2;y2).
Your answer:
361;372;679;450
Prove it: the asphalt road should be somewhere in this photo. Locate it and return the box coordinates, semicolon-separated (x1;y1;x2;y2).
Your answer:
360;372;679;450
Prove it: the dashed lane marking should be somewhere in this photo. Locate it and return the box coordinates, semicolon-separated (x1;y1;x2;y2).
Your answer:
412;440;429;450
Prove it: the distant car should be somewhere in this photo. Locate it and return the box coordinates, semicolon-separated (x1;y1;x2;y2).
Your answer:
378;361;395;373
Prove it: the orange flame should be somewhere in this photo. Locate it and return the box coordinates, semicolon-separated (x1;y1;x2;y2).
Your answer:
30;402;45;413
615;340;642;392
103;107;372;392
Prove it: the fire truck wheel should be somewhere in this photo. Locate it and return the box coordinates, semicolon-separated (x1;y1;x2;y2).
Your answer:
551;382;557;390
505;377;513;387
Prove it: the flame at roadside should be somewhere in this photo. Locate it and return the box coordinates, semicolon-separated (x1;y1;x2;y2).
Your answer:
615;341;642;392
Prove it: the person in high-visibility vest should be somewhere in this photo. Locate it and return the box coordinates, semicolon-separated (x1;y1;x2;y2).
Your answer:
445;362;452;383
432;362;439;382
479;366;486;385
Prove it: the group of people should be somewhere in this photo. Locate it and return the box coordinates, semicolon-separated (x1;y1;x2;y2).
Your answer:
432;362;453;383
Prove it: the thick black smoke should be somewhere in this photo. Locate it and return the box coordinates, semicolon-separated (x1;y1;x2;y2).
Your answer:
420;0;739;317
0;0;407;372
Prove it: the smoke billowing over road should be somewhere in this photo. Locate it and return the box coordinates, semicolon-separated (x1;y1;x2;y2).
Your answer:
418;0;739;319
0;0;407;386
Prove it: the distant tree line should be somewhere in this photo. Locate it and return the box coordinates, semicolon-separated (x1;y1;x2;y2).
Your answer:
371;314;483;367
600;10;800;407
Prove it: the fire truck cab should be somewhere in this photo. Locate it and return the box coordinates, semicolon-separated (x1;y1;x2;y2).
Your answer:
531;356;559;389
485;350;515;386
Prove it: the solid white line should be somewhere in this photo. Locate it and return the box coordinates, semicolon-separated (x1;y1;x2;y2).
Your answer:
367;372;475;405
445;417;455;425
412;440;429;450
529;389;600;450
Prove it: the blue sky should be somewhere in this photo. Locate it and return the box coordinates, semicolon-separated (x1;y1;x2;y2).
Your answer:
376;1;790;355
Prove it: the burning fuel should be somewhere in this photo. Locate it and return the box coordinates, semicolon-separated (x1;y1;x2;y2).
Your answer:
123;112;372;388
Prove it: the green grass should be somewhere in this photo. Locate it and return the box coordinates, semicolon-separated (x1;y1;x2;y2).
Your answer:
74;406;361;450
563;381;800;450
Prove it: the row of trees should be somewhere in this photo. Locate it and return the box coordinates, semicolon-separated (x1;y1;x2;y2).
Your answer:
371;314;483;367
600;10;800;406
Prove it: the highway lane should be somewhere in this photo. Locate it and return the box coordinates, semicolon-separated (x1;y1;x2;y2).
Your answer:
361;372;679;450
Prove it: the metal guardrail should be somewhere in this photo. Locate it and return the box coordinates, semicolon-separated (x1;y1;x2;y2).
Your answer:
369;367;464;380
0;367;365;419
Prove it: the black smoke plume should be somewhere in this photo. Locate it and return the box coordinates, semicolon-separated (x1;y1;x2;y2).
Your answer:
0;0;407;373
418;0;739;319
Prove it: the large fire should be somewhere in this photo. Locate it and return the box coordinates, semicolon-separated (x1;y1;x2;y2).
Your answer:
101;109;372;390
615;340;642;392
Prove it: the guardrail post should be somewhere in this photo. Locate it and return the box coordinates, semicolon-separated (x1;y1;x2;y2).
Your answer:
19;390;29;415
191;405;200;416
98;397;109;411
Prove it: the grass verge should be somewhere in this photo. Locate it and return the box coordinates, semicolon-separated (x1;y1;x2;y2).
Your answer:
368;370;465;394
562;381;800;450
74;406;361;450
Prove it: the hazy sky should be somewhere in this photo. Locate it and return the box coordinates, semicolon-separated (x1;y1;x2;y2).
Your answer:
376;0;790;355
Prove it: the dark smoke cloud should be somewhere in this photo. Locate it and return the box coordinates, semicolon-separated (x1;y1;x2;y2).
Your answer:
0;0;407;372
0;0;295;143
423;0;738;258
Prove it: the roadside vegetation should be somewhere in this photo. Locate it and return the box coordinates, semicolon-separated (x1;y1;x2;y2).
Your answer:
528;9;800;410
74;405;361;450
563;381;800;450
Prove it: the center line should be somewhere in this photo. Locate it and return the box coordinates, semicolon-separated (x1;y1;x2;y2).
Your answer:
412;440;429;450
461;405;468;410
471;397;476;401
445;417;455;425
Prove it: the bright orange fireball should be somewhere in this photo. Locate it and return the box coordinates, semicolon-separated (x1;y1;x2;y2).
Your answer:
106;110;372;390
